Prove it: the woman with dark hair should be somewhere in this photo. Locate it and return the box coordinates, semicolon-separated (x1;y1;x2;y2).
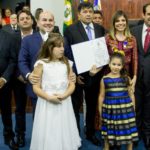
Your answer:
98;52;138;150
2;8;12;26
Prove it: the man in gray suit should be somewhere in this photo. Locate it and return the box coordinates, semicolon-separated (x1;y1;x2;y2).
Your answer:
131;3;150;150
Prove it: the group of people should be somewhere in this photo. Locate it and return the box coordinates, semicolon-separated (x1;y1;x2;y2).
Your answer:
0;1;150;150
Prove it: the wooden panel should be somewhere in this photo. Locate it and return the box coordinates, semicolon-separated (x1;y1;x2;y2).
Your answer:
72;0;150;29
100;0;149;29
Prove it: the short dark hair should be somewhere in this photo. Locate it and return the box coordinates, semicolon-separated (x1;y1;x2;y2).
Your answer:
94;10;103;17
17;10;33;21
78;2;93;12
35;8;43;20
143;3;150;15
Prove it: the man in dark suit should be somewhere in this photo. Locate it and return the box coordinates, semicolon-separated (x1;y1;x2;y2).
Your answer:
131;3;150;150
12;10;34;148
18;11;60;119
64;2;105;146
0;12;18;150
2;13;20;33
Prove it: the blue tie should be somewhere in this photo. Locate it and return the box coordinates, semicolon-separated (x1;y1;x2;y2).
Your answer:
86;25;92;40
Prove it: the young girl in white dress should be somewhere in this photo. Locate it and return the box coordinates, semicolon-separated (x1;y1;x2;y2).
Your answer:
30;33;81;150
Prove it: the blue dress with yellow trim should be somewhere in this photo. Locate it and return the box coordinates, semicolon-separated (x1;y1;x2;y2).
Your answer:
101;77;138;145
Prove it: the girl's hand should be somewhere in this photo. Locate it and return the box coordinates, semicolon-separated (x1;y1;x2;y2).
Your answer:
47;94;61;104
57;93;68;101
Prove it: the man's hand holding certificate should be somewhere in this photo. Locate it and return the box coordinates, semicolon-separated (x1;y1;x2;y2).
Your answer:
71;37;109;74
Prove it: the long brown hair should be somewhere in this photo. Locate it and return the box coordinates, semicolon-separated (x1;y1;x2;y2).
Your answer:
38;33;70;74
109;10;131;40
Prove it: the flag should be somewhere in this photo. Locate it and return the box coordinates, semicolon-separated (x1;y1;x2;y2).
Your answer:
93;0;102;10
63;0;73;33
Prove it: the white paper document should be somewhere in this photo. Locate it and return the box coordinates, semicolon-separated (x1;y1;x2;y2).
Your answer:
71;37;109;74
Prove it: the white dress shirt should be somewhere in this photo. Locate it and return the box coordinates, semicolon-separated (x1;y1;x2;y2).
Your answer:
81;22;95;40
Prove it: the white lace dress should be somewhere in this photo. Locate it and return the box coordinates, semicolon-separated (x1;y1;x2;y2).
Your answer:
30;60;81;150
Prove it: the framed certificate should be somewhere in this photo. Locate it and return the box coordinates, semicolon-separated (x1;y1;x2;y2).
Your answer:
71;37;109;74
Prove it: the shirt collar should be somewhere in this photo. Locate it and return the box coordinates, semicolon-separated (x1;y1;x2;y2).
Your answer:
143;23;150;33
11;24;17;29
21;29;33;39
40;31;49;41
81;22;94;30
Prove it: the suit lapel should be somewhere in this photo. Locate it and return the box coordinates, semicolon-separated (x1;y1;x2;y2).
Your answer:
77;21;89;41
35;32;43;48
137;26;144;54
94;24;99;38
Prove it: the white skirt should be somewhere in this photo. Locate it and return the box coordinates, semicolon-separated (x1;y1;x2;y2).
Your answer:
30;96;81;150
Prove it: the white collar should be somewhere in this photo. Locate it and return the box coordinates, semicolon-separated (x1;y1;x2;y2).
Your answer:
11;24;17;28
40;31;49;41
81;22;94;30
143;23;150;33
21;29;33;39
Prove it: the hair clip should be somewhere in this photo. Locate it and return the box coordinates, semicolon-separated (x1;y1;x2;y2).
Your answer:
112;47;125;56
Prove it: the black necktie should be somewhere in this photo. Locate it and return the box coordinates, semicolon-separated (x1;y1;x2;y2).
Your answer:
12;25;16;31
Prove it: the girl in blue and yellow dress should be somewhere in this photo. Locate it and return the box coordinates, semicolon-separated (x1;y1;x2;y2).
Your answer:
98;52;138;150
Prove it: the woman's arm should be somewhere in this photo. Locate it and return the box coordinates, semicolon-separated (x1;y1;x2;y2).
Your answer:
132;36;138;77
130;36;138;93
32;63;61;104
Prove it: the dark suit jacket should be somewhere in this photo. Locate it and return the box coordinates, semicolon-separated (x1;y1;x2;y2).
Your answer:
64;21;105;86
13;30;37;78
131;25;150;85
64;21;105;66
18;32;43;98
0;30;17;82
2;24;20;34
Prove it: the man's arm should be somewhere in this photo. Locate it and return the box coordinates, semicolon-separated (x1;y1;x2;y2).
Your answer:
18;37;32;79
1;34;17;81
